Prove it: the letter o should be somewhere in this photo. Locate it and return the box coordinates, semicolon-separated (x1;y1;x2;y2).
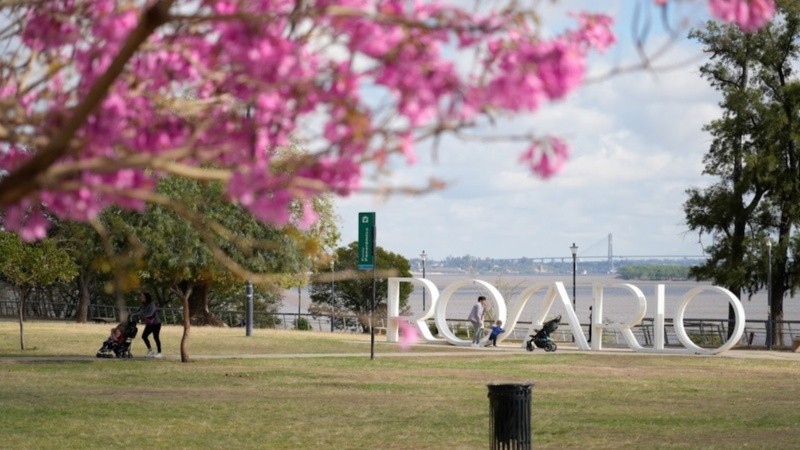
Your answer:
435;279;507;346
674;286;745;354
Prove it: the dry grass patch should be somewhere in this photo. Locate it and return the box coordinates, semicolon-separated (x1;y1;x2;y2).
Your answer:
0;319;432;357
2;321;800;449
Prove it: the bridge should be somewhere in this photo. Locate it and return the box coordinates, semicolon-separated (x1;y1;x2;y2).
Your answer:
504;234;706;271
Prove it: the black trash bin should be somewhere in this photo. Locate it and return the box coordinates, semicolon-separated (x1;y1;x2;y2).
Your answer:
487;383;533;450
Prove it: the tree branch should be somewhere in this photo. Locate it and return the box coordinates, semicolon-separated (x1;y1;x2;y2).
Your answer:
0;0;175;207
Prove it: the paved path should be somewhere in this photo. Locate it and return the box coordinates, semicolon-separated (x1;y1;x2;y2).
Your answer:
2;343;799;363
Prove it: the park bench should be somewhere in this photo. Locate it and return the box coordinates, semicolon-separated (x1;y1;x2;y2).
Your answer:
91;316;116;323
374;319;387;335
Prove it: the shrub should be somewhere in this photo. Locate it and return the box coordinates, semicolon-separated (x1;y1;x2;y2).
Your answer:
295;317;312;331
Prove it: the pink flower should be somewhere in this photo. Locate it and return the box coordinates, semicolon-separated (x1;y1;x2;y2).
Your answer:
709;0;776;33
0;145;28;171
4;201;49;241
0;80;16;98
572;13;616;53
518;136;570;179
398;318;419;351
399;132;417;165
535;39;586;100
297;199;318;231
19;209;49;242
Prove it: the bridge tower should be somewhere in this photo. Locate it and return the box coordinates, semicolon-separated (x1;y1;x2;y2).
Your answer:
608;233;615;273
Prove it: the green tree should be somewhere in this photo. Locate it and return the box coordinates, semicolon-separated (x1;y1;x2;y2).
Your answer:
685;1;800;344
106;175;337;361
617;265;690;281
48;221;114;323
0;232;77;349
753;7;800;346
309;242;412;332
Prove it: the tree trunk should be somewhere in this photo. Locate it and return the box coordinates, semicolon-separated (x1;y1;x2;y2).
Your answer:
188;283;225;326
171;282;194;363
772;244;788;347
76;271;91;323
726;289;740;341
773;210;793;348
725;286;742;339
180;293;191;363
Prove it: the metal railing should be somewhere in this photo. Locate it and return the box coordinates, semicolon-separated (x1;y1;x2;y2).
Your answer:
635;317;800;348
0;300;361;333
2;300;799;347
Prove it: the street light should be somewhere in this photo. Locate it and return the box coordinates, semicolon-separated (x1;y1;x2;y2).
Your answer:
767;239;773;350
420;250;427;310
245;280;253;337
570;243;578;343
570;243;578;311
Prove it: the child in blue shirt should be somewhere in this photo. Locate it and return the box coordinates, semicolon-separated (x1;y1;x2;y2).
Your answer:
487;320;505;347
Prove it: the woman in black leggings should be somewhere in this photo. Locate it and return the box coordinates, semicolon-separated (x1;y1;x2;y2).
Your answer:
136;292;162;358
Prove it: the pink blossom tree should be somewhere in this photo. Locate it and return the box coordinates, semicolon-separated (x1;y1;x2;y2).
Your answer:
0;1;772;241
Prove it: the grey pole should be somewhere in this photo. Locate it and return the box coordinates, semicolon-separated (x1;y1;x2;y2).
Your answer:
570;243;578;311
331;260;335;332
370;225;377;360
245;281;253;337
420;250;427;310
767;240;772;350
570;243;578;343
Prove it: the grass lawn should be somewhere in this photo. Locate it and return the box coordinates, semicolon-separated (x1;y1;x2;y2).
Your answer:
1;320;800;449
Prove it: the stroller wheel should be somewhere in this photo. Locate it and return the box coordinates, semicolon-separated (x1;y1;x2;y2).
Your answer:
546;342;557;352
526;341;534;352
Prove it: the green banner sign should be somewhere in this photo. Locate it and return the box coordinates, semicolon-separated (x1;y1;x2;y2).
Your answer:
358;212;375;270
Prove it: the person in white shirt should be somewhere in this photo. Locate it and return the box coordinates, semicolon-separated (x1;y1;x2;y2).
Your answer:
467;296;487;347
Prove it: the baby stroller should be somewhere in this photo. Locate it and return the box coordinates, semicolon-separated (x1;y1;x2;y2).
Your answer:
526;315;561;352
96;316;139;358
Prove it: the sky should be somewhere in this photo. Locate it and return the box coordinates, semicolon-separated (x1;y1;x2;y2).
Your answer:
334;1;725;262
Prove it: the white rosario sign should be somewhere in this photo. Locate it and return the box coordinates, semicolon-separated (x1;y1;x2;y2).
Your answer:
386;278;745;355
